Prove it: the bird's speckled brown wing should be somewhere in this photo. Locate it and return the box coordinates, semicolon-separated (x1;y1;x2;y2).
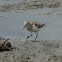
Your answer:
33;22;46;28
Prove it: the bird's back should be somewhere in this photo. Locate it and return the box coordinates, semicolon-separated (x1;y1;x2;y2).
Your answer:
33;21;46;28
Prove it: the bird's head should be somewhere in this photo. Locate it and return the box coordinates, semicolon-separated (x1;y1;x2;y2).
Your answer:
23;21;30;29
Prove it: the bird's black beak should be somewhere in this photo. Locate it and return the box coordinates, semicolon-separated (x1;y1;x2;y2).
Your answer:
23;25;26;29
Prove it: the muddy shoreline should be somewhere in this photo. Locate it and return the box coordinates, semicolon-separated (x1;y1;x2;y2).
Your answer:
0;0;62;12
0;38;62;62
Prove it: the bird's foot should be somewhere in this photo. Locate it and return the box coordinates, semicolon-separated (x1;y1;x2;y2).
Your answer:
26;36;30;39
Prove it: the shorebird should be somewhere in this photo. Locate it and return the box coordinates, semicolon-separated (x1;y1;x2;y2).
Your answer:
23;21;46;41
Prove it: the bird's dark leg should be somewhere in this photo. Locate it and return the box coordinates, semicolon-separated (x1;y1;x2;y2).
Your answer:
26;32;32;39
35;32;38;41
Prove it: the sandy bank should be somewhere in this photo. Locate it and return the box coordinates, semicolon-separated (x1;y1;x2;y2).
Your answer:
0;39;62;62
0;0;62;12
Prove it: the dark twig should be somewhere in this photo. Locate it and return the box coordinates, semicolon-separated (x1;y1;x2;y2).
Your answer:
4;38;9;44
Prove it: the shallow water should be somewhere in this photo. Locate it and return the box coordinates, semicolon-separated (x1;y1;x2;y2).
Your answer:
0;8;62;40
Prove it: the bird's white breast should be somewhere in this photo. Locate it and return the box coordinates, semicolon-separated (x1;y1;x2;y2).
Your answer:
32;24;41;32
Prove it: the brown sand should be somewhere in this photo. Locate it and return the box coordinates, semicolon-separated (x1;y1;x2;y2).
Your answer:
0;0;62;12
0;39;62;62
